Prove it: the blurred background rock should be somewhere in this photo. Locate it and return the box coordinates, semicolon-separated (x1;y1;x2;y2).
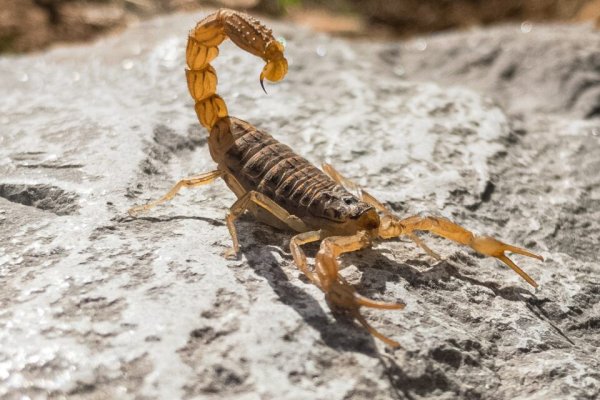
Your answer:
1;0;599;53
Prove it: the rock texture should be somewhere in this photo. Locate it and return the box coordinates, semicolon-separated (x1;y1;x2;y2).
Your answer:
0;11;599;400
348;0;599;34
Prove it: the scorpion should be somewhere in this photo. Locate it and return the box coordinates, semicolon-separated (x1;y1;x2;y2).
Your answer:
129;8;544;347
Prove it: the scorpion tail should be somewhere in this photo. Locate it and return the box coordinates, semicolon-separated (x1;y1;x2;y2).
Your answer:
186;9;288;130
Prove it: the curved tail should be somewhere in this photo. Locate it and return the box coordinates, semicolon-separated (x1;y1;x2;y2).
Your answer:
186;8;288;130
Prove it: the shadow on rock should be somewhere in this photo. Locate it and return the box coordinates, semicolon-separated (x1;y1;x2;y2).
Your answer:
377;352;461;400
237;220;382;356
354;247;575;347
237;226;430;400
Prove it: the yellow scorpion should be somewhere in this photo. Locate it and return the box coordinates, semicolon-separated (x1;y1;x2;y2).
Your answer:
130;9;543;347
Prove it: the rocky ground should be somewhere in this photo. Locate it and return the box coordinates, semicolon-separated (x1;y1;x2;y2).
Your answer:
0;10;599;400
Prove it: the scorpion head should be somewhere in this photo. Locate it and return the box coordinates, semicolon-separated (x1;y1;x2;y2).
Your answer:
260;40;288;93
321;192;380;231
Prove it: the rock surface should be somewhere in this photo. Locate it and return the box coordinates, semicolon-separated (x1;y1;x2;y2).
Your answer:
349;0;596;34
0;11;599;400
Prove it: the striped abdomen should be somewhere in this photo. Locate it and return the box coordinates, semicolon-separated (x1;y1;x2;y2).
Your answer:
216;118;375;225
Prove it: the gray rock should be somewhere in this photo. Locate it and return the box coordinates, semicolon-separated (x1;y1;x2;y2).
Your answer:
386;22;600;119
1;11;599;400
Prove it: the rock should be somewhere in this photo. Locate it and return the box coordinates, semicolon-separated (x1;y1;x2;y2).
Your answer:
385;23;600;119
348;0;593;35
0;10;599;400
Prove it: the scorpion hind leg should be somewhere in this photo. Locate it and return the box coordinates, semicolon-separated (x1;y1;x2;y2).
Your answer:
128;170;224;217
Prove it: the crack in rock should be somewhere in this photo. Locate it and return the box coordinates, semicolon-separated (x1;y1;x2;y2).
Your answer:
0;183;79;215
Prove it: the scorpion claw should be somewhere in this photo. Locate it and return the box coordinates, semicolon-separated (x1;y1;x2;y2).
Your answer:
503;243;544;261
353;310;402;349
354;293;406;310
326;280;403;347
470;236;543;288
497;254;538;288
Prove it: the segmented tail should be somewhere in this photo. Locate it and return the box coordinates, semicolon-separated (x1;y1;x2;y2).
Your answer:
185;9;288;130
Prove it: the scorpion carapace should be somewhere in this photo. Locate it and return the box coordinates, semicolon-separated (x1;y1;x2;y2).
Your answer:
130;9;544;348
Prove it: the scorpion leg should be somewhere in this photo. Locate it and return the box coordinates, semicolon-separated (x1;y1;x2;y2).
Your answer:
224;190;308;259
290;230;324;286
322;163;390;215
128;170;224;216
323;163;445;259
379;214;544;288
315;232;405;348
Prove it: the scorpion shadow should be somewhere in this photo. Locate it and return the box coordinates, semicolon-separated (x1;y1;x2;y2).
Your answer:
237;223;574;387
237;219;382;355
238;228;421;400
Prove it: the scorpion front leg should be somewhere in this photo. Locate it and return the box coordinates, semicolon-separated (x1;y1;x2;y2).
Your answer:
309;231;405;348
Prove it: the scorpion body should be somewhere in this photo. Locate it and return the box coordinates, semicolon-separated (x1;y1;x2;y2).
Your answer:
212;117;378;233
130;9;543;347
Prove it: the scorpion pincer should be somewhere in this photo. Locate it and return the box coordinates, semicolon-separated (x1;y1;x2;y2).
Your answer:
129;8;543;348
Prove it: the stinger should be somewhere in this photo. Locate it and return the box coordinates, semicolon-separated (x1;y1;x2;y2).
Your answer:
186;9;288;129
